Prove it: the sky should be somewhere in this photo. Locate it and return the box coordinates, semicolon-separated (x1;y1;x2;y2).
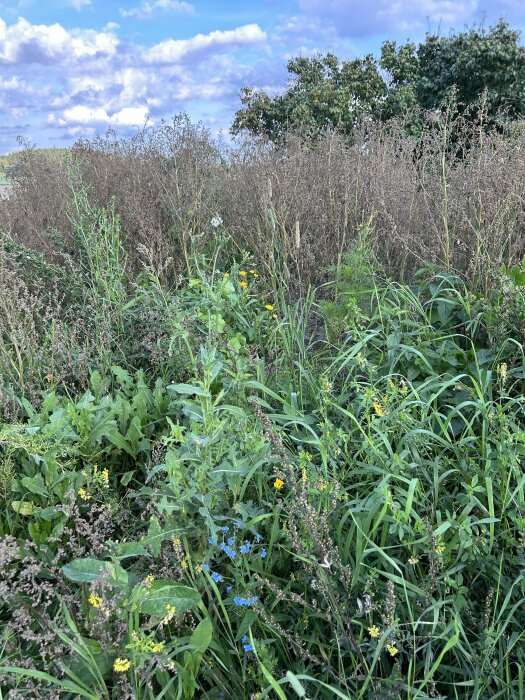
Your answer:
0;0;524;153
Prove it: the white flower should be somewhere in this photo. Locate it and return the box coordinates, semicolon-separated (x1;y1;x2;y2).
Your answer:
211;215;223;228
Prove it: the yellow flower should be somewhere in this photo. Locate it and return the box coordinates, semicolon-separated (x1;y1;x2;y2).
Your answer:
78;487;91;501
368;625;380;639
44;373;54;383
435;545;445;555
386;643;399;657
223;272;230;278
373;402;385;417
240;280;248;289
272;313;278;319
172;537;181;547
143;574;154;589
265;304;274;311
89;594;103;608
114;658;131;673
101;468;109;486
273;478;284;490
408;556;419;565
249;269;257;275
239;270;247;277
181;557;188;570
152;642;165;653
162;603;177;625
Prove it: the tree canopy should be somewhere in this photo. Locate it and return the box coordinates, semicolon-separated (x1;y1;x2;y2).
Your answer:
232;21;525;142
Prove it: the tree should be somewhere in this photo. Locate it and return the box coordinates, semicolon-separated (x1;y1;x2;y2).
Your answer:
231;53;387;142
232;21;525;142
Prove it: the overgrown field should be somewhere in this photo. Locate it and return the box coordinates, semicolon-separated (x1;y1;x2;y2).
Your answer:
0;118;525;699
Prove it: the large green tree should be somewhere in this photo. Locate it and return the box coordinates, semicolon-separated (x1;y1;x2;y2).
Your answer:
232;21;525;142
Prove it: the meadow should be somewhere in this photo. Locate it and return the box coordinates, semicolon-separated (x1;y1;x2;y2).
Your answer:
0;113;524;699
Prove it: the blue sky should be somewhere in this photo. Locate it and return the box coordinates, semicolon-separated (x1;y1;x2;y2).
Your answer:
0;0;523;153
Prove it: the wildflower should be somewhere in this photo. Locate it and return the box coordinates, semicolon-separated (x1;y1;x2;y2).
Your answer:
101;468;109;486
233;596;258;607
211;216;223;228
239;270;247;277
242;635;254;652
143;574;154;587
497;362;508;385
219;542;237;559
44;373;54;383
152;642;165;653
386;643;399;657
408;556;419;565
172;537;181;547
221;526;230;532
227;537;235;546
273;478;284;490
226;585;233;593
373;402;385;417
78;488;91;501
272;313;278;319
181;558;188;570
208;536;216;545
260;548;267;559
264;304;274;311
240;542;251;555
435;545;445;555
249;269;256;275
223;272;230;278
211;571;223;583
202;563;210;572
162;604;177;625
368;625;380;639
114;658;131;673
89;594;103;608
240;280;248;289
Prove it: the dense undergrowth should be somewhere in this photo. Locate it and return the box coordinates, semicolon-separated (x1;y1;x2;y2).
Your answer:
1;135;525;698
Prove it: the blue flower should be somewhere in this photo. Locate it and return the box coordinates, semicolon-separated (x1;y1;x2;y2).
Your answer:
227;537;235;546
221;526;229;532
211;571;223;583
233;596;258;607
242;635;253;652
226;585;232;593
240;542;251;555
260;548;267;559
234;520;243;529
208;537;216;545
202;563;210;572
254;533;261;543
219;542;237;559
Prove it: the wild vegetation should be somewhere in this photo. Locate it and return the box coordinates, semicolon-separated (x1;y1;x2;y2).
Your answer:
1;35;525;699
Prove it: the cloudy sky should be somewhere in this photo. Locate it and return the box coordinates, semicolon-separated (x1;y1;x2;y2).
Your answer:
0;0;523;153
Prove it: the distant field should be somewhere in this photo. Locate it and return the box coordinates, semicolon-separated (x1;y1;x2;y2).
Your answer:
0;147;70;183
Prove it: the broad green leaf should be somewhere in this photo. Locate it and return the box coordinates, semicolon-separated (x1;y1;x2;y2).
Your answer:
138;581;201;616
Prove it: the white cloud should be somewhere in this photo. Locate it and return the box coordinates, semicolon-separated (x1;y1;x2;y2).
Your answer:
68;0;92;10
119;0;194;20
49;104;150;126
0;17;118;64
145;23;267;64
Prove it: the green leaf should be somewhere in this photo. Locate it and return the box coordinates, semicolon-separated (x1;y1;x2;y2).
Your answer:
138;581;201;616
189;617;213;651
61;558;128;586
12;501;37;515
168;383;209;396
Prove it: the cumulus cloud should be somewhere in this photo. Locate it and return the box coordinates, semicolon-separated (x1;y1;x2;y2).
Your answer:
145;23;267;64
297;0;525;36
0;17;118;64
119;0;194;20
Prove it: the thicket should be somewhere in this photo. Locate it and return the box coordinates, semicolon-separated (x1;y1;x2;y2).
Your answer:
0;114;524;698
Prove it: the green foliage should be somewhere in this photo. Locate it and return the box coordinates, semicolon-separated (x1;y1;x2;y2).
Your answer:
1;202;525;698
233;21;525;142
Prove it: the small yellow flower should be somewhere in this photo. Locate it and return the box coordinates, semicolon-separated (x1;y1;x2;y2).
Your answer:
265;304;274;311
368;625;380;639
272;313;278;319
78;487;91;501
89;594;103;608
44;373;54;383
373;402;385;417
143;574;154;588
249;269;256;275
273;478;284;490
386;643;399;657
181;558;188;570
114;657;131;673
240;280;248;289
162;603;177;625
152;642;165;653
101;468;109;486
223;272;230;278
172;537;181;547
435;545;445;555
239;270;247;277
408;556;419;565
